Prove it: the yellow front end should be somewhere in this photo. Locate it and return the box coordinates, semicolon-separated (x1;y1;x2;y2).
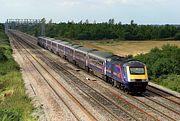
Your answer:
126;66;148;82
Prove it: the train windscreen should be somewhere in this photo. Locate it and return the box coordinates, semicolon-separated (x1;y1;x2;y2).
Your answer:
129;67;145;74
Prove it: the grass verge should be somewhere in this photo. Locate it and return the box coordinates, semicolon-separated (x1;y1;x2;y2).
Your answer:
153;74;180;92
0;25;34;121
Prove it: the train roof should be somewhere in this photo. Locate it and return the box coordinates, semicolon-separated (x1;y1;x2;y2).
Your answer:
55;40;62;43
64;44;82;50
108;56;128;65
38;36;44;39
72;45;83;48
125;60;145;67
109;55;126;61
58;41;69;45
45;37;55;41
88;50;114;61
52;40;62;44
108;56;144;66
75;47;95;54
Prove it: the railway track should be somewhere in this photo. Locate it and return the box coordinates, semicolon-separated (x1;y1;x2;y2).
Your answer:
80;76;180;121
10;31;140;120
11;30;147;121
10;34;98;121
10;31;152;121
147;85;180;105
9;30;180;121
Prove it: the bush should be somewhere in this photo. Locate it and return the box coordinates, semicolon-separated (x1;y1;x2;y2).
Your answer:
135;45;180;92
0;52;7;62
135;45;180;79
175;33;180;40
153;74;180;92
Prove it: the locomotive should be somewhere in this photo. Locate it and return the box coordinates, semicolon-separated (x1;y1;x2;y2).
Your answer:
38;37;148;93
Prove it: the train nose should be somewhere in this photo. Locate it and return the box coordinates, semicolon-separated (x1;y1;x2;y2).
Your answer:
130;79;148;82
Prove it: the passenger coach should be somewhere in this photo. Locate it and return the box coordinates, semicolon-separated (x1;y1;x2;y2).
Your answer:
37;37;149;93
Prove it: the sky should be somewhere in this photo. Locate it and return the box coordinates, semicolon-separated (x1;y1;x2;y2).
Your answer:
1;0;180;24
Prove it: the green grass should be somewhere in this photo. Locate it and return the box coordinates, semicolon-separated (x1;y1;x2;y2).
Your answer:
153;74;180;92
0;25;34;121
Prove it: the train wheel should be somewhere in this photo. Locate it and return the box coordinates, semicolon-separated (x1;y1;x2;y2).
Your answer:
120;84;125;90
85;66;89;72
90;69;94;75
73;60;76;65
113;80;117;87
102;75;107;82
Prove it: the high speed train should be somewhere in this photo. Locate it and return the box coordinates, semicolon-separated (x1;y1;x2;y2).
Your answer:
38;37;148;93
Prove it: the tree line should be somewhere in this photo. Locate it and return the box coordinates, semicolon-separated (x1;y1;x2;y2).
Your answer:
13;19;180;40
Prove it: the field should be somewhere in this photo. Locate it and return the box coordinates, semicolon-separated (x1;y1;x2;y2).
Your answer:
74;40;180;56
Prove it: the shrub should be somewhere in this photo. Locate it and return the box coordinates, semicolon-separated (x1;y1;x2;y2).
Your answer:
135;45;180;79
175;33;180;40
0;51;7;62
153;74;180;92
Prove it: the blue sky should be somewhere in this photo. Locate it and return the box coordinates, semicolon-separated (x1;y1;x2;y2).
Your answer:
1;0;180;24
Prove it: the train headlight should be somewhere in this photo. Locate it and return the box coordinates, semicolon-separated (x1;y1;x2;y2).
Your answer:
141;79;148;82
130;79;148;82
130;79;136;82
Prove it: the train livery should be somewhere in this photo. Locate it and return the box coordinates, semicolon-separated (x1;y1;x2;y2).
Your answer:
38;37;149;93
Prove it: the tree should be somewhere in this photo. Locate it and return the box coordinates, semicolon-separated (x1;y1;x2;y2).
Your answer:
130;20;134;25
175;33;180;40
41;18;46;23
85;19;89;24
108;18;115;24
48;19;53;24
17;18;180;40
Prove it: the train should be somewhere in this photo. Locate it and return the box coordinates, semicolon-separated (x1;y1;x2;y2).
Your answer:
37;37;149;93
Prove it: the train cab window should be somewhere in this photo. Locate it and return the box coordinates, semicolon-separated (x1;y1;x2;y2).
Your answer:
129;67;145;75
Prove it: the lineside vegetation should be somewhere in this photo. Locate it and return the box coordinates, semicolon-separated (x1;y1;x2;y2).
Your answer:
0;24;34;121
135;45;180;92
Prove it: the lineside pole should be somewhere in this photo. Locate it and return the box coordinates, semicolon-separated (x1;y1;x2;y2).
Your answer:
5;19;9;34
41;18;46;36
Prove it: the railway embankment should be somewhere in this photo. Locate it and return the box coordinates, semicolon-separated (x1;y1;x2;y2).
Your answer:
0;24;34;120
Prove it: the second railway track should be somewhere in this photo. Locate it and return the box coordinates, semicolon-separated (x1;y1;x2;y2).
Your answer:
10;34;98;121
